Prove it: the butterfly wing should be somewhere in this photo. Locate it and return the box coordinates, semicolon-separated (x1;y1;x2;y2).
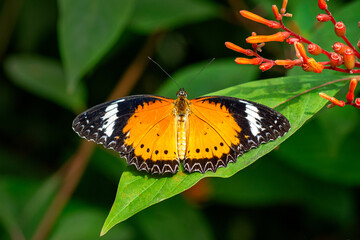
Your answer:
72;95;179;174
184;96;290;173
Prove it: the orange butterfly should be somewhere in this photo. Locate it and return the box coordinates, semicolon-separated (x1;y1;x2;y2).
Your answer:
72;88;290;174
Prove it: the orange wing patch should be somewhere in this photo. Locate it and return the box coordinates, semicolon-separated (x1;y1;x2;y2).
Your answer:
184;99;241;173
122;99;179;174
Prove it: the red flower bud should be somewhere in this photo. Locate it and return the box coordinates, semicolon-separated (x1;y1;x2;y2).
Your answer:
275;59;301;67
276;58;302;69
259;62;274;71
294;42;309;63
307;43;322;55
343;48;355;70
281;0;288;14
332;42;349;55
317;14;331;22
346;79;357;103
357;40;360;50
272;5;282;20
240;10;281;28
235;57;262;65
319;93;345;107
225;42;254;56
307;58;324;73
335;22;346;37
275;59;293;65
286;37;300;44
302;63;313;72
246;31;290;43
318;0;328;10
355;98;360;106
329;52;343;68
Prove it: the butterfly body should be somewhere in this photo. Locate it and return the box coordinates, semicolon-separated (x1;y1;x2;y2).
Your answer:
73;89;290;174
174;89;189;160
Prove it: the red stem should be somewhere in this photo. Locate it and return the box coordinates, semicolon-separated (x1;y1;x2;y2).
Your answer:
279;19;332;58
323;66;360;73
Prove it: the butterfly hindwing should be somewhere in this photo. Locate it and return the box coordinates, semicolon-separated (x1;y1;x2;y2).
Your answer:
72;95;179;174
184;96;290;173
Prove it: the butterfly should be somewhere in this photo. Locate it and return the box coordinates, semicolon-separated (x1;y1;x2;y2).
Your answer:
72;88;290;174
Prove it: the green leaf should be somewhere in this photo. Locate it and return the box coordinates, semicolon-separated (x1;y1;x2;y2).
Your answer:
90;148;127;181
51;208;134;240
4;54;86;112
129;0;220;34
58;0;134;91
278;105;360;185
211;158;305;206
21;176;61;238
0;183;24;240
211;156;356;226
156;58;259;99
0;176;56;239
15;0;57;51
101;74;346;235
135;196;213;240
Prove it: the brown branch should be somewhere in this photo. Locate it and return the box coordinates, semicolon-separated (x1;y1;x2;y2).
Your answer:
31;31;164;240
0;0;23;61
108;31;165;101
31;141;95;240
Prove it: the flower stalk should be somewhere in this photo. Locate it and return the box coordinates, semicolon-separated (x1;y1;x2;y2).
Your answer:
226;0;360;74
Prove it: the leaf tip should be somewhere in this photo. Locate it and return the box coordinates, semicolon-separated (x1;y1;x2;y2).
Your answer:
100;225;109;237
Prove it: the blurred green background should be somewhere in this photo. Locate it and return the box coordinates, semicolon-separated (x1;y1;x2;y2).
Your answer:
1;0;360;239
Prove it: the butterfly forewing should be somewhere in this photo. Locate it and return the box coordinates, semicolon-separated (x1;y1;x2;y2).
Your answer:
72;95;180;173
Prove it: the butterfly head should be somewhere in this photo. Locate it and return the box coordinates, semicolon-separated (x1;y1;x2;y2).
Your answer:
176;88;187;98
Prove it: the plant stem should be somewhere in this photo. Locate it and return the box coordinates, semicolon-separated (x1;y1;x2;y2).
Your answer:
0;0;23;61
324;8;360;59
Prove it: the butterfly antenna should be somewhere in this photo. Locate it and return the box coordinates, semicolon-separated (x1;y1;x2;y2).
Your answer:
148;56;181;89
184;58;215;89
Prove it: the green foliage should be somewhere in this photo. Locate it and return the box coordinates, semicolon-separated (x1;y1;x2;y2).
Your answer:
4;54;86;112
1;0;359;239
134;196;214;240
58;0;134;92
129;0;220;33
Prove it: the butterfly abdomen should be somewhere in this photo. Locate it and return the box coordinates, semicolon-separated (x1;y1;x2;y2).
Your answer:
174;92;190;161
177;115;187;160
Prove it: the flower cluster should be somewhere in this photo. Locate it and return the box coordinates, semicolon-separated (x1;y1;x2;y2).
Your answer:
320;78;360;109
226;0;360;74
